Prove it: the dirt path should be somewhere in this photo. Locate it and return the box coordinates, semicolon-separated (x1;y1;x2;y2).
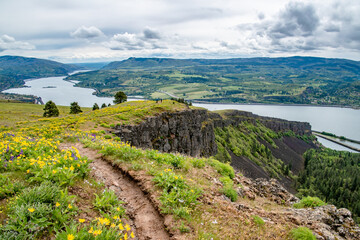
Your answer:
61;143;170;240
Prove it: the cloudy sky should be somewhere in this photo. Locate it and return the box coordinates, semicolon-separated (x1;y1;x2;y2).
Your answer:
0;0;359;62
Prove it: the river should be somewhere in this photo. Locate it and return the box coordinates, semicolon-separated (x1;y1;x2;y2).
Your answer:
2;75;142;107
3;75;359;152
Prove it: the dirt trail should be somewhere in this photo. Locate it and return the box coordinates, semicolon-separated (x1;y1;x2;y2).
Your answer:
61;143;170;240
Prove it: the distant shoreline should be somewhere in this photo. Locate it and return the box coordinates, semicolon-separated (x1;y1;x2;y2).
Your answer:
192;100;360;110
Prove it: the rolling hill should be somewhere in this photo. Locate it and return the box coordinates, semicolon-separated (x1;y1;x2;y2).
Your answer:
0;55;80;91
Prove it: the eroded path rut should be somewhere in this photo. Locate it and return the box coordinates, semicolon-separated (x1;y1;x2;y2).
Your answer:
61;143;170;240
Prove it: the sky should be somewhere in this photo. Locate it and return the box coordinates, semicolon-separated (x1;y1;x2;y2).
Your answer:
0;0;360;63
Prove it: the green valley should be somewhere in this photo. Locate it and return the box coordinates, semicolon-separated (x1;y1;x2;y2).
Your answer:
66;56;360;108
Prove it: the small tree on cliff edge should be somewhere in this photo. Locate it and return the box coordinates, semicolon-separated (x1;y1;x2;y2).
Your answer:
43;100;59;117
113;91;127;104
69;102;82;114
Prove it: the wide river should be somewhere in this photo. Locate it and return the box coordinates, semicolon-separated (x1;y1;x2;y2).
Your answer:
3;75;360;152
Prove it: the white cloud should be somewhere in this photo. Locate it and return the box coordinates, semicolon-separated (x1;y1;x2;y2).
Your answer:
0;34;35;52
70;26;104;39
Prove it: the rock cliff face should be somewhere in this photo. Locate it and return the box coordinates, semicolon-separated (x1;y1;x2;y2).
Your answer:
113;109;217;157
209;110;312;135
112;108;313;158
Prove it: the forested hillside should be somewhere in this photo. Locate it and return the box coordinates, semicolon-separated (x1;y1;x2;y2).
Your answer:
296;149;360;223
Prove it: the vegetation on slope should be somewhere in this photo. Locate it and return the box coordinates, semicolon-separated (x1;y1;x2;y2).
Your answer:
66;56;360;108
0;55;79;91
296;148;360;223
0;100;319;239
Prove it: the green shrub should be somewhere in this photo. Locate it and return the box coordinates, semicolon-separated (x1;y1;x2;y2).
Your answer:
93;189;124;213
293;196;325;209
219;176;238;202
209;159;235;179
190;158;206;168
290;227;316;240
252;215;265;227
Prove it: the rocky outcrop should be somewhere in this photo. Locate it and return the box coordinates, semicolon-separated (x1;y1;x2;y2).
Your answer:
233;175;360;240
112;108;314;159
209;110;312;135
113;109;217;157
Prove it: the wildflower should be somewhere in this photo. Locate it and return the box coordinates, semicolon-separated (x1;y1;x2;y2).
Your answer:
118;223;124;230
26;169;30;173
130;232;135;238
125;224;131;231
52;170;57;174
93;229;102;236
67;234;75;240
28;208;35;213
68;204;72;209
124;233;128;240
70;166;74;171
56;202;60;207
88;227;93;233
79;219;85;223
111;223;116;228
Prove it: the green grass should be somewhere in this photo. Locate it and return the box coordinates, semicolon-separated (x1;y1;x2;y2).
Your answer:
293;196;325;209
290;227;316;240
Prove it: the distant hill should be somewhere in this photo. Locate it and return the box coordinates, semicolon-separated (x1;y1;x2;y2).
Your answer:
0;55;80;91
68;56;360;108
102;56;360;73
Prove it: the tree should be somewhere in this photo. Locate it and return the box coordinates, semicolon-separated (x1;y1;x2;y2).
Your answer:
113;91;127;104
101;103;107;108
69;102;82;114
43;100;59;117
92;103;99;110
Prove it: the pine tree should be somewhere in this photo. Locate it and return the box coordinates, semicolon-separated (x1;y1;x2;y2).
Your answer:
101;103;107;108
69;102;82;114
113;91;127;104
43;101;59;117
92;103;99;110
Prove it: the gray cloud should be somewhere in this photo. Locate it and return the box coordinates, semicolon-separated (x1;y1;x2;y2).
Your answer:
269;2;319;39
70;26;104;39
143;27;161;40
0;34;35;52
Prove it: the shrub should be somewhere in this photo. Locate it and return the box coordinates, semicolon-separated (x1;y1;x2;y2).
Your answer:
93;189;124;213
220;176;238;202
293;196;325;209
209;159;235;179
69;102;82;114
290;227;316;240
92;103;99;110
252;215;265;227
43;100;59;117
113;91;127;104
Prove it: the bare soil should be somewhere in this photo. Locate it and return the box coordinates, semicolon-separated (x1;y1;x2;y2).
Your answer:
61;143;170;240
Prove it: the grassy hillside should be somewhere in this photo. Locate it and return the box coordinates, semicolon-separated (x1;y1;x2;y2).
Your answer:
67;56;360;108
0;100;326;239
0;55;80;91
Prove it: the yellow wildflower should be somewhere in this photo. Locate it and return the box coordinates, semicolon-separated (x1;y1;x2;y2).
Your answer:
93;229;102;236
125;224;131;231
28;208;35;213
70;166;74;171
78;219;85;223
130;232;135;238
124;233;128;240
111;223;116;228
55;202;60;207
67;234;75;240
52;170;57;174
88;227;93;233
68;204;72;209
26;169;30;173
118;223;124;230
